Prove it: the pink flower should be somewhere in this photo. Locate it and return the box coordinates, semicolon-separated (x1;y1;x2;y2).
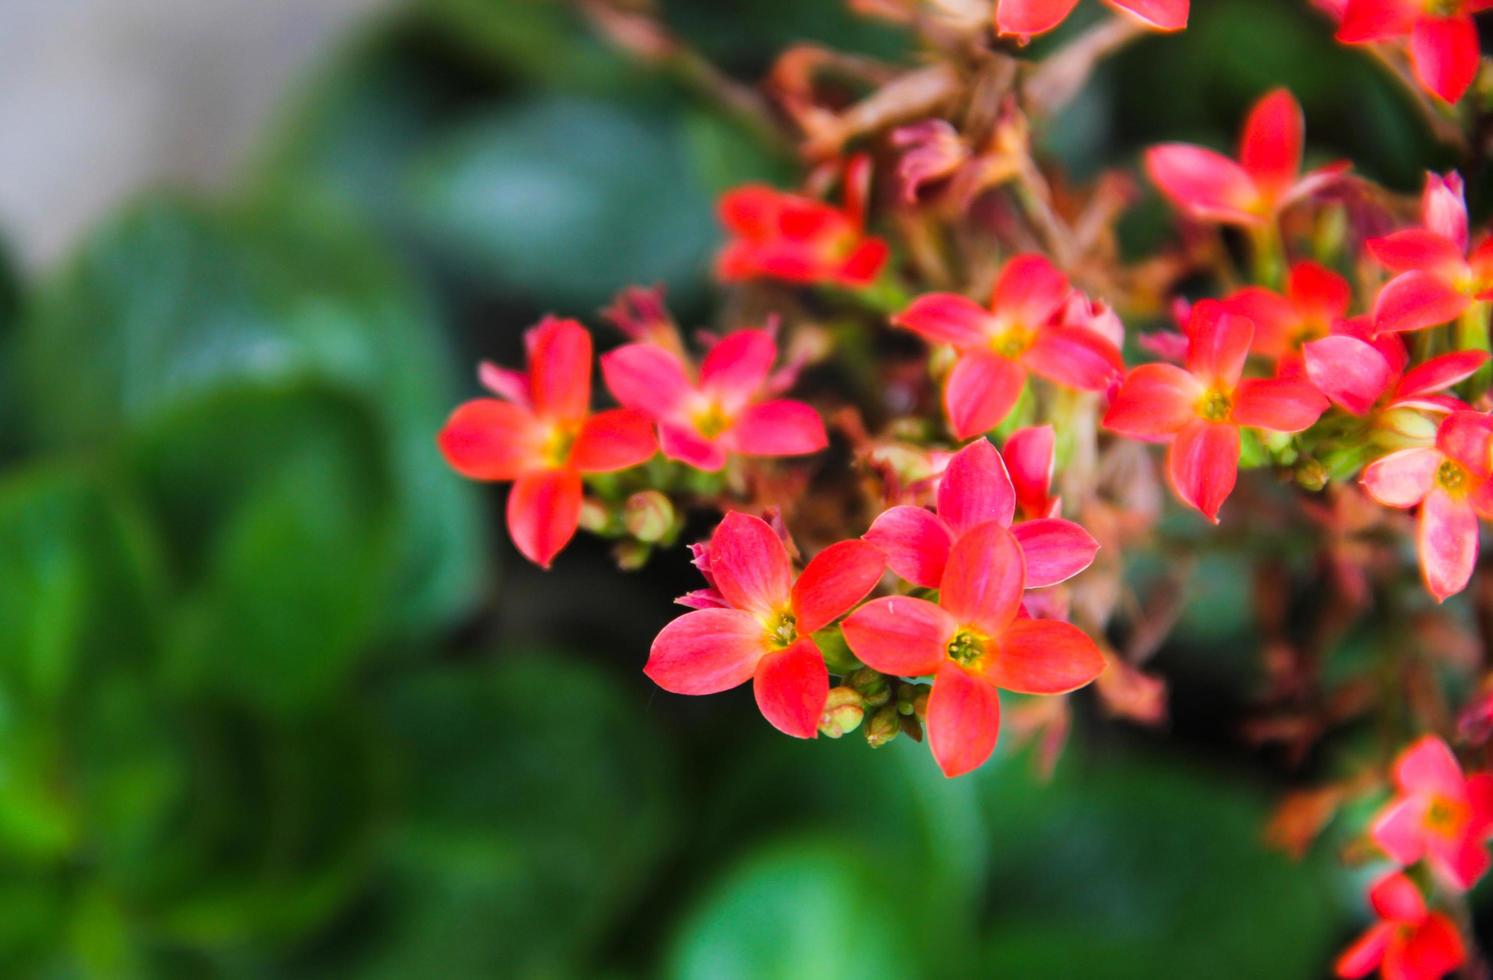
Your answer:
645;513;885;738
893;254;1124;440
1362;411;1493;601
1145;88;1348;227
1302;325;1485;418
1222;260;1353;362
1104;301;1329;521
995;0;1188;41
842;522;1107;776
1335;872;1465;980
438;317;656;568
891;120;970;202
864;438;1099;591
1005;425;1061;519
716;156;889;288
601;327;828;471
1337;0;1492;103
1369;172;1493;334
1367;735;1493;889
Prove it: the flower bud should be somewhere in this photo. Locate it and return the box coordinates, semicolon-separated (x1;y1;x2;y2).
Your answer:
1376;408;1439;447
819;687;865;738
1295;458;1328;492
579;498;612;534
613;540;651;571
623;490;674;543
864;704;901;748
848;667;891;707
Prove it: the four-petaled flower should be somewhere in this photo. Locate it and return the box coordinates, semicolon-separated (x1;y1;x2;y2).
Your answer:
1335;872;1465;980
1370;172;1493;334
1368;734;1493;888
864;438;1098;591
1336;0;1492;103
1302;325;1485;418
842;522;1107;777
716;155;889;288
995;0;1188;41
1223;260;1353;362
645;512;886;738
602;327;828;472
1362;411;1493;601
438;316;657;568
1145;88;1348;227
1103;301;1330;521
893;254;1124;440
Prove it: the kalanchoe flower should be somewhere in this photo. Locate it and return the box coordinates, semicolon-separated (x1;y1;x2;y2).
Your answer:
864;438;1099;591
1005;425;1061;519
438;317;656;568
716;155;889;288
1104;301;1330;522
1367;735;1493;888
645;513;885;738
1335;872;1465;980
842;522;1106;777
1145;88;1348;227
1369;172;1493;333
1362;411;1493;601
1302;325;1485;418
891;119;970;203
1336;0;1491;103
1223;260;1353;362
995;0;1188;41
893;254;1124;440
601;327;828;471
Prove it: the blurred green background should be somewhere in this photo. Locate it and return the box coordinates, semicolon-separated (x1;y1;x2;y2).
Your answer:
0;0;1480;976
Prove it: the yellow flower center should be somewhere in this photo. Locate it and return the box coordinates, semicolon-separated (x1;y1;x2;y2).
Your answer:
1197;389;1232;423
1424;0;1462;16
1436;459;1467;495
990;325;1034;359
1426;795;1467;839
542;425;577;468
767;610;798;649
692;402;731;439
946;629;989;669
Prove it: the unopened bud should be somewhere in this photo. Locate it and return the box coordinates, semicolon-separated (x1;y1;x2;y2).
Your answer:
819;687;865;738
865;704;901;748
613;540;651;570
1377;408;1439;446
623;491;674;543
848;667;891;707
579;498;611;534
1295;459;1328;492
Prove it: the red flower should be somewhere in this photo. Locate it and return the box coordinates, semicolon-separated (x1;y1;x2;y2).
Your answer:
1145;88;1348;227
1104;301;1329;521
893;254;1124;440
438;317;656;568
601;327;828;472
1337;0;1492;103
1369;735;1493;888
1363;411;1493;601
1223;260;1353;362
1005;425;1061;519
1370;172;1493;333
995;0;1188;41
716;156;889;288
842;522;1106;777
1335;872;1465;980
864;438;1098;590
1302;324;1485;418
645;513;885;738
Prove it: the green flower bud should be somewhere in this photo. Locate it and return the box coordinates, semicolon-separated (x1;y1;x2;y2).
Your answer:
623;491;674;543
848;667;891;707
818;687;865;739
1295;458;1328;492
865;704;901;748
579;498;612;534
613;540;651;570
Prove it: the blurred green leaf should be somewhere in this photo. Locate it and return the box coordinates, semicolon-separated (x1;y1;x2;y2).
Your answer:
16;194;488;637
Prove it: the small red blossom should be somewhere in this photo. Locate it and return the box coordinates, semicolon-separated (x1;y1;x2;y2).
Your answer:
1223;260;1353;362
1368;735;1493;888
893;254;1124;440
1337;0;1492;103
1144;88;1348;227
995;0;1188;41
645;513;885;738
1362;411;1493;601
863;438;1099;591
438;317;657;568
1370;172;1493;334
1335;872;1465;980
716;155;889;288
601;327;828;471
1104;301;1330;522
1302;325;1485;418
1005;425;1061;519
842;522;1105;776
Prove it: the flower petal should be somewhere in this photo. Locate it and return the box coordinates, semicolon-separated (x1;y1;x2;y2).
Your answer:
527;317;592;422
893;292;994;348
1410;14;1480;104
1333;923;1392;979
438;398;541;481
1011;518;1100;588
1361;448;1439;508
506;467;583;568
1025;326;1124;391
1368;872;1427;923
1239;89;1302;201
1418;487;1479;602
660;423;728;471
728;400;828;457
1289;260;1353;321
927;662;1002;778
1368;229;1466;273
1004;425;1056;518
1422;171;1469;252
1145;145;1261;225
1231;378;1329;432
701;329;776;402
994;0;1081;38
601;342;692;418
1303;335;1394;416
863;505;954;590
1336;0;1418;42
1371;796;1429;865
938;438;1018;537
792;539;886;634
1394;734;1467;798
841;595;955;677
1374;271;1472;333
709;512;793;615
1103;363;1205;438
1436;410;1493;475
1106;0;1188;30
1396;350;1490;399
753;638;829;739
1167;420;1240;522
940;521;1026;636
1430;834;1492;891
1187;302;1254;387
1398;914;1466;978
944;352;1028;441
570;408;657;472
991;254;1071;328
645;608;765;694
990;618;1107;694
